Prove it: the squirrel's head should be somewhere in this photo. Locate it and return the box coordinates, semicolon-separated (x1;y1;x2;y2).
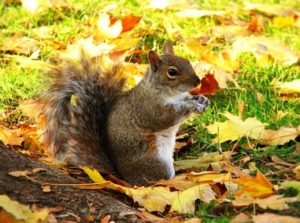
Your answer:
146;42;200;94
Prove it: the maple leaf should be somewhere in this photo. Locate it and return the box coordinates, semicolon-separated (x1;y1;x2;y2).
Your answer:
171;184;216;213
191;73;219;96
110;15;141;33
234;170;273;198
207;112;267;143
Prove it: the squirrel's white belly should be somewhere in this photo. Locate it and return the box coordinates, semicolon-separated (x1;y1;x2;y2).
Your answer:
154;124;180;177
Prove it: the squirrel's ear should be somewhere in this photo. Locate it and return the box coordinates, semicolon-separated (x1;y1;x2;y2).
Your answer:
163;42;174;55
148;50;161;72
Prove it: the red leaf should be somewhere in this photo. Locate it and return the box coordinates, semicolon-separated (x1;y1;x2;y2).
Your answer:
191;73;219;96
110;15;141;33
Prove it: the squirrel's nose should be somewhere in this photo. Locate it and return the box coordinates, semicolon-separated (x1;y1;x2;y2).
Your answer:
193;74;201;87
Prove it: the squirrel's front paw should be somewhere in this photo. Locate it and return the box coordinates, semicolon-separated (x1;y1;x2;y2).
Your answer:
189;95;210;113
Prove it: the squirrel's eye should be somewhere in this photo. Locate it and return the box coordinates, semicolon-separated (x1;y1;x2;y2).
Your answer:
167;67;179;79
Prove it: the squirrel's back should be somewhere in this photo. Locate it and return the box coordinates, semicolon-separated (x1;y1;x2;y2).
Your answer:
41;54;125;174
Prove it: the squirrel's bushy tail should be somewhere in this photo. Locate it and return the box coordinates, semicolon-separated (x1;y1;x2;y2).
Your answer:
41;54;125;174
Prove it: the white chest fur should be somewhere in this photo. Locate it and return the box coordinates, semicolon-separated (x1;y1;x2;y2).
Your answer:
154;124;180;177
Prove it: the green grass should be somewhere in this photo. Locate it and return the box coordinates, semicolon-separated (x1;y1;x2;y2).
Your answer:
0;0;299;221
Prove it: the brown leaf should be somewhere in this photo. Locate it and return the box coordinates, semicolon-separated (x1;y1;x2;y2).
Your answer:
231;213;252;223
1;36;39;55
252;213;300;223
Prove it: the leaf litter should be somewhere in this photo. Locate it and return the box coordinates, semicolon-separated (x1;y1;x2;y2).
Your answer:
1;0;300;222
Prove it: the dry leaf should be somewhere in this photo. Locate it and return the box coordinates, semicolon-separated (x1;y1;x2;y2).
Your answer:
174;151;231;172
110;15;141;32
274;79;300;94
245;2;299;17
234;171;273;198
252;213;300;223
191;73;219;96
0;126;24;146
0;195;49;223
207;112;267;143
1;36;39;55
96;13;123;39
231;213;251;223
170;184;216;213
232;194;296;210
176;9;225;18
231;37;298;66
261;126;299;146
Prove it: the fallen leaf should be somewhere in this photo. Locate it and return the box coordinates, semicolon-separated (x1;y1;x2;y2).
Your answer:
282;181;300;199
231;212;252;223
234;170;273;198
274;79;300;94
0;36;39;55
252;213;300;223
153;174;198;191
0;126;24;146
261;126;299;146
191;73;219;96
81;166;106;183
273;16;296;28
110;15;141;32
207;112;267;143
176;9;225;18
131;187;177;212
231;36;298;66
232;194;296;210
174;151;231;171
0;195;49;223
245;2;299;17
189;172;231;184
146;0;199;10
96;13;123;39
171;184;216;213
9;168;46;177
293;165;300;180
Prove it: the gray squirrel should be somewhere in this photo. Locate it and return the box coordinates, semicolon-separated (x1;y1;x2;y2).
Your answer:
41;42;209;185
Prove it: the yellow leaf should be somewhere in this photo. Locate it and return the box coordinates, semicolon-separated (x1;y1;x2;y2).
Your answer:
171;184;216;213
96;13;122;39
234;171;273;198
189;172;231;184
275;79;300;94
207;112;266;143
130;187;177;212
273;16;295;28
174;151;231;171
81;166;106;183
0;195;49;223
0;126;24;146
231;36;298;66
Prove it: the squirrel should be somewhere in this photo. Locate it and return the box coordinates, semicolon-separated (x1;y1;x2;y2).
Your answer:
40;42;209;186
